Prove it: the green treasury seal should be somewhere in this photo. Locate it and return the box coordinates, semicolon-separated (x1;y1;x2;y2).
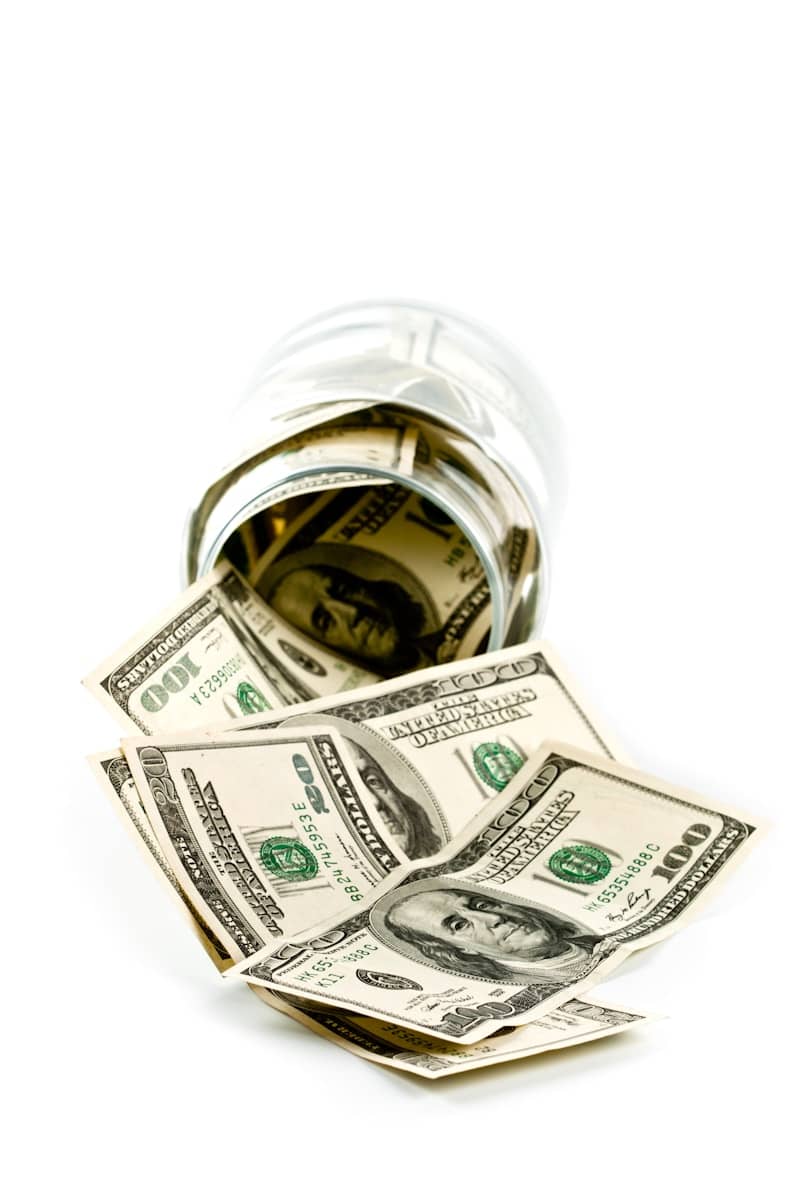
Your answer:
548;844;612;884
472;741;524;791
236;680;270;715
260;836;318;881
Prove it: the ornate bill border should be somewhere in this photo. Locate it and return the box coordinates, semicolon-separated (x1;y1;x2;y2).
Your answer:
133;731;403;960
242;751;754;1040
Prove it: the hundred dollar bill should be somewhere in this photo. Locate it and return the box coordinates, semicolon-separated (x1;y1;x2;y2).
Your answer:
213;422;419;577
89;743;655;1065
226;477;389;581
191;403;421;572
254;988;654;1079
237;741;758;1042
184;398;385;578
220;641;625;859
251;482;493;674
121;728;409;963
90;739;658;1069
273;421;418;472
219;401;418;487
88;750;234;970
411;416;539;644
84;561;379;735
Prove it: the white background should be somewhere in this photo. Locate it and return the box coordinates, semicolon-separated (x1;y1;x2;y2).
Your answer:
2;3;798;1196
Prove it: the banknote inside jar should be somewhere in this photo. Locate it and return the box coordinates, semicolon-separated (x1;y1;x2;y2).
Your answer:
214;406;540;680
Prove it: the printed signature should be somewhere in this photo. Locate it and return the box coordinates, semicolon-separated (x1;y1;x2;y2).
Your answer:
607;887;653;923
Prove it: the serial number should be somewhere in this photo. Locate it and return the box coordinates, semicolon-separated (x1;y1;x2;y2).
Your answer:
587;845;660;907
190;655;247;702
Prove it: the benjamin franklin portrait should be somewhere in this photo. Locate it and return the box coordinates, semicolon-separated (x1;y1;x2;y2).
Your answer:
348;742;443;859
280;713;446;859
257;544;438;673
371;881;600;986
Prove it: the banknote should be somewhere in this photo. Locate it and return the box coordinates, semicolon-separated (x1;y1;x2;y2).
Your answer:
218;641;625;859
228;410;494;581
89;750;234;970
223;476;373;581
89;746;652;1072
84;561;379;735
411;416;539;643
89;740;658;1073
211;422;419;577
254;988;654;1079
121;728;409;963
251;482;493;674
273;421;418;472
189;403;423;574
217;400;415;487
238;741;758;1041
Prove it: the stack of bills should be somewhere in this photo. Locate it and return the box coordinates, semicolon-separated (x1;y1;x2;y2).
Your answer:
83;560;758;1079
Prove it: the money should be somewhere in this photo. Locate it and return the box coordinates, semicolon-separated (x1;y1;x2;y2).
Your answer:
254;988;654;1079
221;641;625;858
272;421;418;473
121;727;409;963
90;745;655;1077
237;741;757;1042
80;393;760;1079
89;750;235;970
411;416;539;643
223;475;378;580
212;421;419;578
251;482;493;673
83;561;380;735
190;405;427;579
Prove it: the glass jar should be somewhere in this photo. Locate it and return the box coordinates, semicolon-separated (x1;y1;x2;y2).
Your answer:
183;300;566;659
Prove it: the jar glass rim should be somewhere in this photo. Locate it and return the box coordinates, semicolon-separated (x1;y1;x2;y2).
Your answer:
194;460;523;652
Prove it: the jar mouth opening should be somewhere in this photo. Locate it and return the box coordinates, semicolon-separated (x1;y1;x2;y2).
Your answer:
186;390;551;671
200;464;509;661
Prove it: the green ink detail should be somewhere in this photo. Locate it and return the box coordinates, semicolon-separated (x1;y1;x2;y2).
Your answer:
260;837;318;881
548;844;612;884
472;742;524;791
236;681;269;715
